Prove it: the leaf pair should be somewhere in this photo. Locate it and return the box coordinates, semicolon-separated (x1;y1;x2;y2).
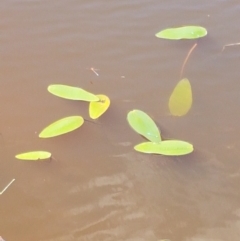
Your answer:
127;110;193;156
156;27;203;117
48;84;110;119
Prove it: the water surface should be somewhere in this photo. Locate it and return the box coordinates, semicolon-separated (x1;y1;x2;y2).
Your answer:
1;1;240;240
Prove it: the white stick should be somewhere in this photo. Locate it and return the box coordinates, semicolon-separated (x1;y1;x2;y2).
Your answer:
90;67;99;76
0;179;15;195
222;42;240;51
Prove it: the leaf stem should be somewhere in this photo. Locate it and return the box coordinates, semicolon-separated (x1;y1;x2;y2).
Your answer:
180;43;197;79
84;119;101;125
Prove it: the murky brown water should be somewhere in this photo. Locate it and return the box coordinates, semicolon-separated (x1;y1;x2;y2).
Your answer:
1;1;240;240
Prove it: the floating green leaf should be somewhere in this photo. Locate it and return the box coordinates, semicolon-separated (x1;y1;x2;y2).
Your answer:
169;78;192;116
134;140;193;156
39;116;84;138
127;110;161;143
89;94;110;119
48;84;99;101
155;26;207;40
15;151;51;161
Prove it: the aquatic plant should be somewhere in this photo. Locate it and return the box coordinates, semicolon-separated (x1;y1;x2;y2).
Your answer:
48;84;110;119
39;116;84;138
127;109;193;156
89;94;110;119
155;26;207;40
48;84;99;101
168;78;192;116
127;110;161;143
15;24;204;160
134;140;193;156
155;26;198;116
16;85;110;161
15;151;51;161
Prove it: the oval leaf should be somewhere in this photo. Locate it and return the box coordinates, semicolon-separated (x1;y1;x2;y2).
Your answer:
15;151;51;161
169;78;192;116
48;84;99;101
39;116;84;138
89;94;110;119
155;26;207;40
134;140;193;156
127;110;161;143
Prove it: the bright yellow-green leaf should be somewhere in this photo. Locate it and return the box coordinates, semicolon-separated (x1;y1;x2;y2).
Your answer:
134;140;193;156
155;26;207;40
15;151;51;161
127;110;161;142
169;78;192;116
89;94;110;119
48;84;99;101
39;116;84;138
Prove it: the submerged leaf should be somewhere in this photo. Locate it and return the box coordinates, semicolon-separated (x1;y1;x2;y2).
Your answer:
169;78;192;116
134;140;193;156
127;110;161;143
89;94;110;119
48;84;99;101
155;26;207;40
39;116;84;138
15;151;51;161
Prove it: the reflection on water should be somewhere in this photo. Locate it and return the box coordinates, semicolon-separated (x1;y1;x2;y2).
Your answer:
1;0;240;240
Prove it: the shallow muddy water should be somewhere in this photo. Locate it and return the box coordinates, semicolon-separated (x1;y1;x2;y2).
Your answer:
1;1;240;240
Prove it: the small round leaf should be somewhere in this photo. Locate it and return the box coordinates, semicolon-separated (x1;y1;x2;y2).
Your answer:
89;94;110;119
169;78;192;116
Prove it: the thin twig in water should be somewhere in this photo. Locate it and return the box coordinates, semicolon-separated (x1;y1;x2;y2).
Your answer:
180;43;197;79
86;67;100;76
0;179;15;195
84;118;101;125
222;42;240;52
90;67;99;76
